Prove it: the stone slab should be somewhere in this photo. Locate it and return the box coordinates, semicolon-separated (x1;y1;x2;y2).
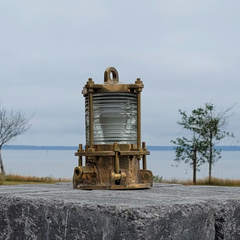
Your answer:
0;183;240;240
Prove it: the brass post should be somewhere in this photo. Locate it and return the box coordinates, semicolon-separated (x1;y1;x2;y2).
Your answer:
78;157;82;167
115;152;120;174
137;89;141;149
114;142;120;174
89;86;94;148
142;142;147;170
78;144;83;166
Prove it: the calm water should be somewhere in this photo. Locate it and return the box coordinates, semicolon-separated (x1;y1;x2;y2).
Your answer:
2;150;240;180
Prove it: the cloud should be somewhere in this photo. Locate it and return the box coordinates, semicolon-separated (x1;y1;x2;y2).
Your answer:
0;0;239;146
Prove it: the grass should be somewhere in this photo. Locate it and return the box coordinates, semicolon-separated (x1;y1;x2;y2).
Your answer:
1;173;240;187
0;174;71;185
153;175;240;187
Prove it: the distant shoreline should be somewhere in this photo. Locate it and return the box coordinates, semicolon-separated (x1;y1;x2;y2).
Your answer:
2;145;240;151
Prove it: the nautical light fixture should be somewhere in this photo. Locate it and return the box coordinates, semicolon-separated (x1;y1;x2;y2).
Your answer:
73;67;153;190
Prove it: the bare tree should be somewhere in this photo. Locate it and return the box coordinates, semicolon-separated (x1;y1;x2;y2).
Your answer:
0;103;32;175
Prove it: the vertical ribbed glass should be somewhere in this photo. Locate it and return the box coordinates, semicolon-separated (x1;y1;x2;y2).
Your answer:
85;93;137;144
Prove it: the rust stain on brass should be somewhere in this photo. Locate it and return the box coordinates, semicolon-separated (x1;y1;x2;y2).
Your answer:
73;67;153;190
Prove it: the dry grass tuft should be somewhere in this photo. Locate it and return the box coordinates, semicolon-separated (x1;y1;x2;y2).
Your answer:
195;177;240;187
0;172;7;185
2;174;71;185
154;175;240;187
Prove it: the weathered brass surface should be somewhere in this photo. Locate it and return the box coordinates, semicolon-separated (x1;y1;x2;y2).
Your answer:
73;67;153;190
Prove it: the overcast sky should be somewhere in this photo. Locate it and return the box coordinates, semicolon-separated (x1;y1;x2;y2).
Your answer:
1;0;240;146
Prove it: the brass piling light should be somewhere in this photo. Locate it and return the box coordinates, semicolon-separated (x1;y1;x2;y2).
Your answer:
73;67;153;190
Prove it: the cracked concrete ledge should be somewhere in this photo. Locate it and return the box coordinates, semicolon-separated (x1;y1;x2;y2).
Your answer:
0;183;240;240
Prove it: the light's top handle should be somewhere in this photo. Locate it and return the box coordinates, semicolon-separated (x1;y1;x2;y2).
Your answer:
104;67;119;83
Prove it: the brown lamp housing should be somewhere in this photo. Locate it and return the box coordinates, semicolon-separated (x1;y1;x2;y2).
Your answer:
73;67;153;190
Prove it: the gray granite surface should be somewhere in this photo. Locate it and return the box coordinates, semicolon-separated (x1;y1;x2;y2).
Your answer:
0;183;239;240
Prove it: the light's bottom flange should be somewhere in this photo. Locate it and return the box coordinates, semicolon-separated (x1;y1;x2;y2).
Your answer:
73;143;153;190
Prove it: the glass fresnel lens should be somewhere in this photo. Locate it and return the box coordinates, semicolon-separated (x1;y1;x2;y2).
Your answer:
73;67;153;190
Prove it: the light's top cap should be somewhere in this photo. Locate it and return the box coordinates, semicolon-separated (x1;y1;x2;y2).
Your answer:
82;67;144;96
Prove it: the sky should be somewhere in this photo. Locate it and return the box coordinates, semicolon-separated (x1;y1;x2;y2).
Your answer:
1;0;240;146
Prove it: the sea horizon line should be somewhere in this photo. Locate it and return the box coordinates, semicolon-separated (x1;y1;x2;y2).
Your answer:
2;145;240;151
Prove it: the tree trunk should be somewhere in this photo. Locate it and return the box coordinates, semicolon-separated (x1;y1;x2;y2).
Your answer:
0;147;5;175
209;137;213;184
209;159;212;184
193;149;197;185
